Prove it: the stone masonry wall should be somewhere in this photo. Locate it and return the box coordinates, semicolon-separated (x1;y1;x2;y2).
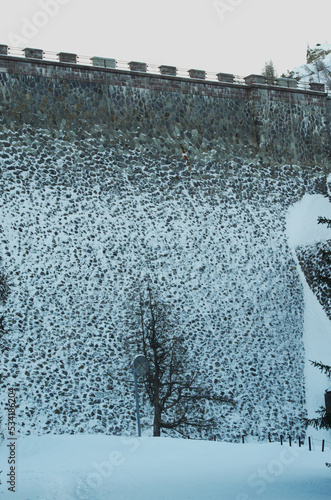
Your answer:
0;53;329;441
0;55;329;169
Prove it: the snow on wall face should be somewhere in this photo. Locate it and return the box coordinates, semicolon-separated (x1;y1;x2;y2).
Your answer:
0;61;328;440
0;124;323;441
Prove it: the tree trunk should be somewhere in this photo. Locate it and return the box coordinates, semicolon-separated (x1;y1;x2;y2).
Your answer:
153;405;162;436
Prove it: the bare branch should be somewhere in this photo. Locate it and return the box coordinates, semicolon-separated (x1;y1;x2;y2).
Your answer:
309;360;331;378
317;216;331;228
126;283;234;436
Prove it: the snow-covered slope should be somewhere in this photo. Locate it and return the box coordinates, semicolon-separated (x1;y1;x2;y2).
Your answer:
292;43;331;89
286;191;331;441
0;435;330;500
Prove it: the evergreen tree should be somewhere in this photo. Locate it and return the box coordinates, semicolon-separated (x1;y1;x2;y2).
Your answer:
305;360;331;430
303;212;331;470
262;60;277;84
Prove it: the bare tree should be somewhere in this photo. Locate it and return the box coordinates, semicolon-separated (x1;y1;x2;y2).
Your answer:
318;217;331;228
127;285;233;437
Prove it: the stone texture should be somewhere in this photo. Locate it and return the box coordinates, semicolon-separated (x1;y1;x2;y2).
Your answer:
0;54;328;441
0;128;314;441
277;77;298;89
104;58;116;69
0;55;327;168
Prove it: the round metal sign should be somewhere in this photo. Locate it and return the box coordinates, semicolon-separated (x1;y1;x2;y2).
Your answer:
133;355;149;376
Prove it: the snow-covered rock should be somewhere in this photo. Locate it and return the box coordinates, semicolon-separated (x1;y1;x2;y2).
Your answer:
292;43;331;90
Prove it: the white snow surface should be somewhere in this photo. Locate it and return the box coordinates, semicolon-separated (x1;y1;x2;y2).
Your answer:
287;194;331;248
0;435;330;500
286;194;331;442
292;43;331;87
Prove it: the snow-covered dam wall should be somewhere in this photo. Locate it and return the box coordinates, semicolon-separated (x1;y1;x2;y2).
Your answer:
0;51;330;440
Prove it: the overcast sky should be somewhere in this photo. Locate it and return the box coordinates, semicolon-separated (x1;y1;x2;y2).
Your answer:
0;0;330;76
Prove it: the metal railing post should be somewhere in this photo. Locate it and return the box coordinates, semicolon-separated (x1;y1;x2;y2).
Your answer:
133;366;141;437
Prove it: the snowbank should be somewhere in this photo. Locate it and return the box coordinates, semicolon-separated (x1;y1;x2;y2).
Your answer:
0;435;330;499
287;194;331;441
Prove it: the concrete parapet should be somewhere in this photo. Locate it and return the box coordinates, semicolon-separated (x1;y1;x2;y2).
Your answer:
91;57;116;69
159;65;177;76
309;82;325;92
277;77;298;89
188;69;206;80
0;44;8;55
58;52;77;64
24;47;44;60
217;72;235;83
129;61;147;72
0;43;330;101
244;74;266;86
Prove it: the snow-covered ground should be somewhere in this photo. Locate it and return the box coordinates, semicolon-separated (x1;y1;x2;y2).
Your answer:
0;435;330;500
